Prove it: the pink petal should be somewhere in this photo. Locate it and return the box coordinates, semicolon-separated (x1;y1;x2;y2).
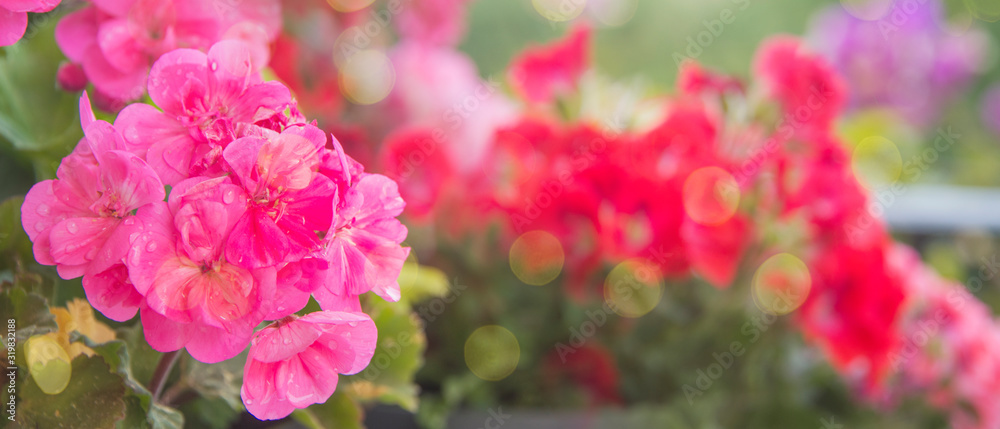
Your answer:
57;61;89;92
3;0;60;13
226;208;291;269
90;0;134;17
96;19;146;73
82;264;142;322
79;92;97;132
55;7;99;62
221;136;267;191
48;216;120;269
140;304;188;353
351;174;406;225
82;45;147;101
250;319;323;363
263;281;310;321
228;81;291;123
95;150;166;211
114;103;187;159
146;48;209;115
304;312;377;375
276;350;339;407
0;8;27;46
222;21;271;72
206;40;255;97
242;359;295;420
184;320;253;363
83;120;126;157
311;287;362;313
145;135;200;185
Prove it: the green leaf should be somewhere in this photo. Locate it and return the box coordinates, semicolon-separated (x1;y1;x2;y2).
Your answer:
84;332;184;429
19;354;127;428
0;286;56;344
184;350;247;411
291;392;364;429
0;197;32;269
117;395;152;429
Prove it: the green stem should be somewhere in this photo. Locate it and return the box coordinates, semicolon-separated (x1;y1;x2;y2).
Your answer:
149;350;182;403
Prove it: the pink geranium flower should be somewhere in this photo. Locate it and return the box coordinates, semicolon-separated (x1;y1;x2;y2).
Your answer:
241;311;377;420
128;176;275;363
223;124;335;269
53;0;281;104
0;0;60;46
114;40;292;185
508;23;591;104
21;93;164;280
312;144;409;307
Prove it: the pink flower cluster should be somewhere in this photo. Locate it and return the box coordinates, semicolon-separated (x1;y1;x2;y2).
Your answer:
21;40;409;420
54;0;281;109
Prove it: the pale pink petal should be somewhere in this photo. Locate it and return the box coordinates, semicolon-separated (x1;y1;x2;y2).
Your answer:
222;21;271;72
0;8;27;46
310;286;362;313
276;351;339;408
206;39;255;101
303;312;377;375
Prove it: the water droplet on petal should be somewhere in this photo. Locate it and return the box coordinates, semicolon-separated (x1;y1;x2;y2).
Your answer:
66;221;79;234
145;241;158;252
282;338;291;345
36;204;51;216
210;61;218;71
129;233;140;243
124;217;135;226
34;221;46;232
222;189;235;205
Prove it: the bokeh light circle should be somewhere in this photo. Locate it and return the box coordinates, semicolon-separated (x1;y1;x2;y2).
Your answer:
752;253;812;316
509;231;565;286
851;135;902;188
588;0;638;26
465;325;521;381
838;0;894;20
532;0;588;22
604;259;664;318
339;50;395;105
326;0;375;13
683;166;740;226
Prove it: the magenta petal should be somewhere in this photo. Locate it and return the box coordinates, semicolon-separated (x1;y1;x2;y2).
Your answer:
82;265;142;322
226;209;291;269
55;7;98;62
97;19;146;73
140;304;188;353
0;8;27;47
263;282;310;321
311;287;362;313
229;81;292;123
79;92;97;132
222;136;267;190
206;40;255;98
145;136;199;186
278;351;339;408
83;120;126;157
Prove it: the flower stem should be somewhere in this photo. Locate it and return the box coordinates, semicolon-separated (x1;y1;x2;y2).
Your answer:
149;350;182;403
